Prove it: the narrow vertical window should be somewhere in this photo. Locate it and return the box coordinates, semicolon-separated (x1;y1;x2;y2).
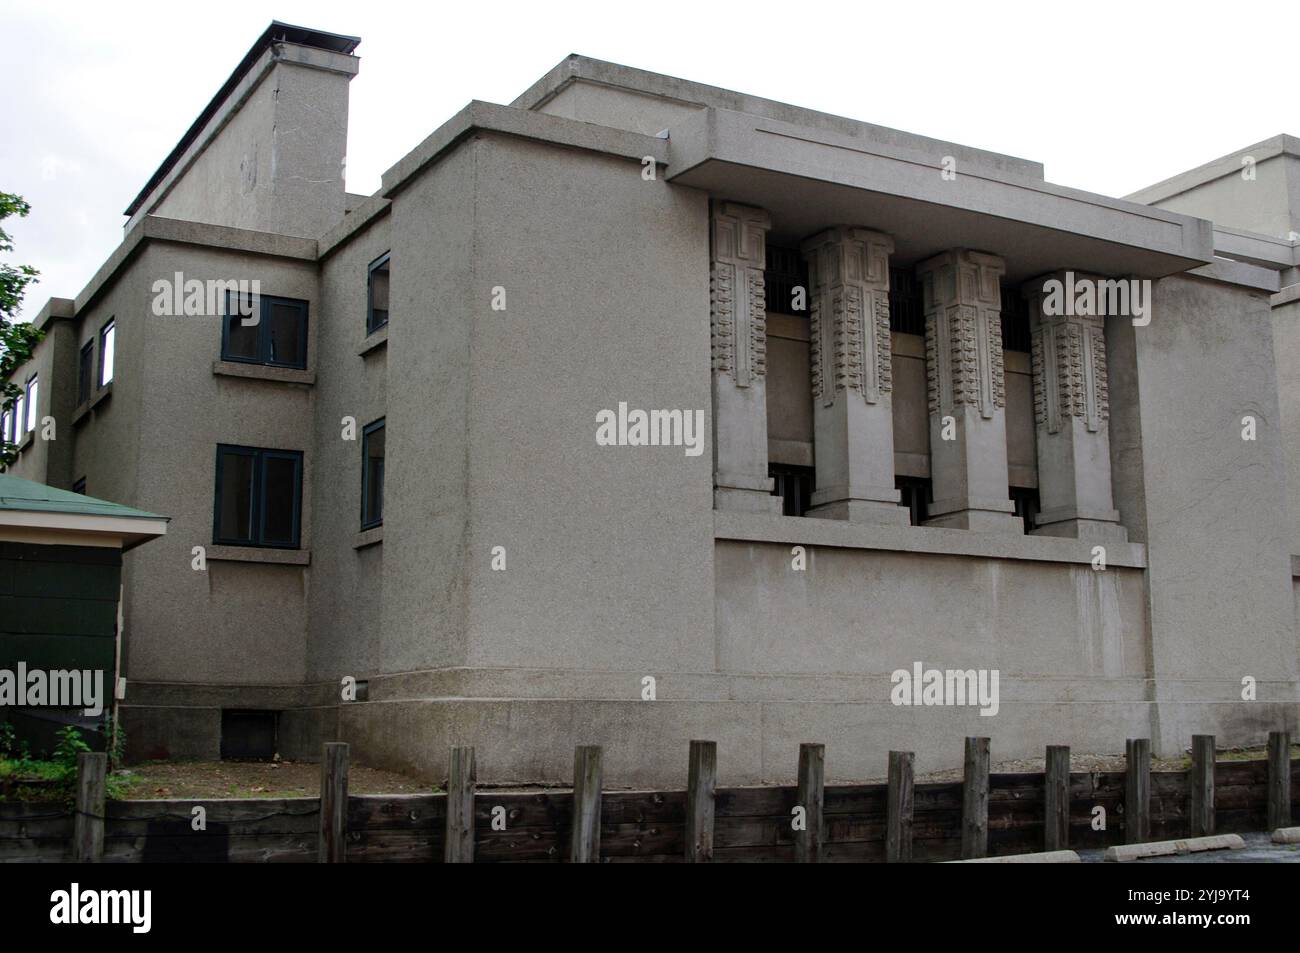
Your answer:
24;376;37;432
13;391;24;440
99;320;116;387
78;339;94;405
367;253;390;334
1;410;10;444
361;419;385;528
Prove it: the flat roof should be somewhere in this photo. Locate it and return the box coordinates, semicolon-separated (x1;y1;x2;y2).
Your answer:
123;21;360;217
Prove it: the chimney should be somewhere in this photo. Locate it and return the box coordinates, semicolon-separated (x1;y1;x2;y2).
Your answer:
124;22;360;239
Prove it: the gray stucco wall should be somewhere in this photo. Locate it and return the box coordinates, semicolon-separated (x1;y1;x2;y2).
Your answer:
307;212;391;682
1273;296;1300;558
1134;275;1298;750
378;143;476;673
151;58;351;240
126;242;319;686
460;132;715;673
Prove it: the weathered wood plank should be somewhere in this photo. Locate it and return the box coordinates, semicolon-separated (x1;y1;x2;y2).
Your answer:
961;737;990;859
445;745;475;863
1126;738;1151;843
685;740;716;863
886;750;913;863
1189;734;1215;837
794;743;825;863
319;742;349;863
1045;745;1069;851
570;745;602;863
73;751;106;863
1268;732;1292;831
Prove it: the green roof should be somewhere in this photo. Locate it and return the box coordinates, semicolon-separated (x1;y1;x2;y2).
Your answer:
0;473;166;521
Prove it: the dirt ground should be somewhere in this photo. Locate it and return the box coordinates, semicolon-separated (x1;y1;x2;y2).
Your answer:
114;759;433;799
90;743;1300;797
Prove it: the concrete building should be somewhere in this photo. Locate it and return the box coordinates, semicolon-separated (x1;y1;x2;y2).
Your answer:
3;22;1298;785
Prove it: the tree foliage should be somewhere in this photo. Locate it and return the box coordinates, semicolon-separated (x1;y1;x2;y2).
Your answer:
1;191;42;467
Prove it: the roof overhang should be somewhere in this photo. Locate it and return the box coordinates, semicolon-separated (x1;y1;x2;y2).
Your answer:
668;108;1215;282
0;510;168;551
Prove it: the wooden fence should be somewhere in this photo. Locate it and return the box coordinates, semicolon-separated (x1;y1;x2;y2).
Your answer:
1;732;1296;863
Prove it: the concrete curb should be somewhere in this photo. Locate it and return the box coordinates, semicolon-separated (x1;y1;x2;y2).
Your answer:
1104;834;1245;862
1271;827;1300;844
947;850;1080;863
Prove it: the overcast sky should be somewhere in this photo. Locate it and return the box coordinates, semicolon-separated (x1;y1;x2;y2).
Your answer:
1;0;1294;319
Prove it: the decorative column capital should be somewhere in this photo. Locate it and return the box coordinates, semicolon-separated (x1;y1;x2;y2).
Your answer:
1023;271;1110;435
801;226;895;407
917;249;1007;420
710;202;771;388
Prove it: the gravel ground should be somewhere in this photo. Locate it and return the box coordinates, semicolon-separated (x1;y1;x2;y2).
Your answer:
113;759;433;799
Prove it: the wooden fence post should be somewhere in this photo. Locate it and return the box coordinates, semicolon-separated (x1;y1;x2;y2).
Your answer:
961;737;989;859
1045;745;1070;851
1189;734;1215;837
685;740;716;863
886;750;914;863
794;743;825;863
1267;730;1292;831
318;742;349;863
445;746;476;863
570;745;603;863
73;751;106;863
1125;738;1150;844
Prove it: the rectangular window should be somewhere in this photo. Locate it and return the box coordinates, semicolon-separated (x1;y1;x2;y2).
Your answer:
1;410;10;443
361;419;385;528
764;245;809;316
13;391;23;440
367;253;390;333
769;463;815;517
896;476;932;527
99;320;115;387
24;376;37;433
1000;287;1031;353
1009;486;1039;534
78;339;94;405
213;444;303;548
222;293;308;369
889;268;926;335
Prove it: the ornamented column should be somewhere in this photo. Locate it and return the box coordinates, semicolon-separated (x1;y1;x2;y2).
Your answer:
800;227;908;524
1023;272;1128;541
917;249;1022;533
710;202;782;514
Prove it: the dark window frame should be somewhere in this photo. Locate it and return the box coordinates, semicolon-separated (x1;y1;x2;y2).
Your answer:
222;292;309;370
360;418;386;529
212;443;304;549
98;318;116;388
367;252;390;334
72;477;86;495
769;463;815;517
78;338;95;405
24;374;38;433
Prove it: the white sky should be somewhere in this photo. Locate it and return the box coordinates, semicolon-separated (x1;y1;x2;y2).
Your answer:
1;0;1294;319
